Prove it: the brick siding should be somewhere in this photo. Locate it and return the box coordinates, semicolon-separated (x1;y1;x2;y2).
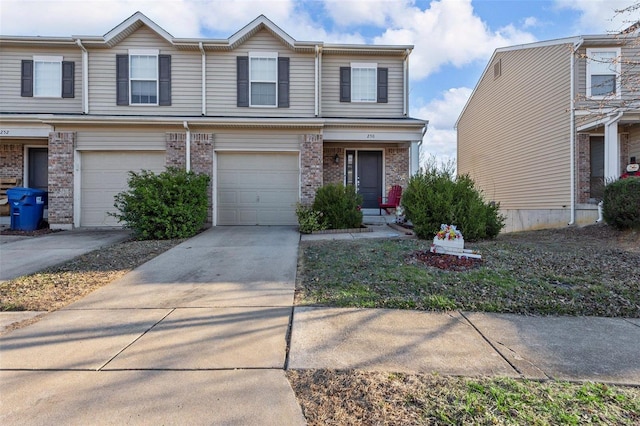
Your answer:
48;132;75;226
300;134;323;205
0;144;24;180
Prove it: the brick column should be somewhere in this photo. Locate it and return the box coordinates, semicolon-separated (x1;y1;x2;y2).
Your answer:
300;134;323;205
0;144;24;180
323;146;343;185
191;133;214;224
577;133;590;203
48;132;75;228
166;132;187;169
385;147;409;191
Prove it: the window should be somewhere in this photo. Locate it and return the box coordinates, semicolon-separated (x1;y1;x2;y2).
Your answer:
339;64;388;103
21;56;74;98
34;56;62;97
586;48;620;98
249;53;277;107
236;54;289;108
116;52;171;106
130;50;158;105
351;63;377;102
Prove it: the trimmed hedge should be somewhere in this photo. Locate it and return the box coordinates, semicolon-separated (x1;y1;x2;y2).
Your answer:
603;177;640;230
111;167;210;240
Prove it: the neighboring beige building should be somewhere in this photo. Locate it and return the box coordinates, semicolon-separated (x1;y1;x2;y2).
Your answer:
457;30;640;232
0;12;427;229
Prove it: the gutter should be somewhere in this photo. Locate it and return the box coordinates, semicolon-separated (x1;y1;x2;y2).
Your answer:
568;38;583;225
75;39;89;114
183;121;191;172
199;42;206;115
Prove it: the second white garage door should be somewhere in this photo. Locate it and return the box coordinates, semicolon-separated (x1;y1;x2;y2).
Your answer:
217;152;299;225
81;151;165;227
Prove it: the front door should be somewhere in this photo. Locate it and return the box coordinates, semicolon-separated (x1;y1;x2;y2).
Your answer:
28;147;48;192
356;151;383;208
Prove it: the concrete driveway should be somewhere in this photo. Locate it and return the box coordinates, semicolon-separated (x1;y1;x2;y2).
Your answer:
0;226;306;425
0;229;130;281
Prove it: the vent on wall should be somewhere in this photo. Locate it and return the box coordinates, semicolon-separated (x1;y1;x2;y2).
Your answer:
494;59;502;79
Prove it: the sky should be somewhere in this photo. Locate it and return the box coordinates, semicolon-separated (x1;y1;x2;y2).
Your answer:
1;0;638;165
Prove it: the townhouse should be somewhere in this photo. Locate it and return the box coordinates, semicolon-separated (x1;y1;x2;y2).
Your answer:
457;29;639;232
0;12;427;229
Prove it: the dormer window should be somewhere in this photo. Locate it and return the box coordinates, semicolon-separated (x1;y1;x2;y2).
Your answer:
249;52;278;107
586;48;621;99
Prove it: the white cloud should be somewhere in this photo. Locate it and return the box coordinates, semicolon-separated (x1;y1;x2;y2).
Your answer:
413;87;472;166
368;0;537;79
522;16;539;29
554;0;638;34
322;0;411;27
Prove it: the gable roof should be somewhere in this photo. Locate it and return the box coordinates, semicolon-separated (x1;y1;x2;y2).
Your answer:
0;11;413;55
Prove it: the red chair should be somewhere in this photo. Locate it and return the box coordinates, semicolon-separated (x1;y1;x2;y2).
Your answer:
378;185;402;215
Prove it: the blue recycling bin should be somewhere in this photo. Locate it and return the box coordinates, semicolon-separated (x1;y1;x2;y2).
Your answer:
6;187;47;231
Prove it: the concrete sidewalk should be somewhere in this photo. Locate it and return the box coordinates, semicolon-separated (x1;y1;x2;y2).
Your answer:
1;225;639;425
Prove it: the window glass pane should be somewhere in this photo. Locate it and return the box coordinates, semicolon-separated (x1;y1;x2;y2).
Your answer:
591;75;616;96
131;55;157;79
250;57;276;81
352;67;376;102
251;82;276;106
131;81;157;104
34;61;61;97
590;51;617;74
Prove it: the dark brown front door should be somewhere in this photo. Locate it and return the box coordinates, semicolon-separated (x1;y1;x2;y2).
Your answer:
28;147;48;192
357;151;383;208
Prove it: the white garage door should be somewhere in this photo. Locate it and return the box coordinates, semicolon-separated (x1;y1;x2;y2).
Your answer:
81;151;165;227
217;152;299;225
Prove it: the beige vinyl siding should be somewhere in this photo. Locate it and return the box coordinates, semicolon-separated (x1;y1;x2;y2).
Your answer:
56;125;173;150
321;55;404;117
457;44;572;210
206;29;315;117
88;26;201;116
0;45;82;113
213;129;301;151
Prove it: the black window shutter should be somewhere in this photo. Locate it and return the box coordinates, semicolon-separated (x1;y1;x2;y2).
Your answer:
377;68;388;103
61;61;75;98
278;57;289;108
21;60;34;97
237;56;249;107
116;54;129;105
340;66;351;102
159;54;171;106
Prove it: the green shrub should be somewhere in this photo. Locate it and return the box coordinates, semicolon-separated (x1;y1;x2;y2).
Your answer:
401;166;505;241
603;177;640;230
111;167;210;240
312;183;363;229
296;203;328;234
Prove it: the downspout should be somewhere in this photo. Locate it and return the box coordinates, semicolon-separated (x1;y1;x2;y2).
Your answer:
183;121;191;172
314;45;319;117
568;39;583;225
403;49;410;116
199;42;206;116
75;39;89;114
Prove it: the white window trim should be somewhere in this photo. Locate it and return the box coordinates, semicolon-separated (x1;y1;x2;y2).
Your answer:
249;51;278;108
350;62;377;103
586;47;621;100
33;55;63;98
128;49;159;106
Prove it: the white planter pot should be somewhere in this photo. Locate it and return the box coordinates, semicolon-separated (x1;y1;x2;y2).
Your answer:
432;236;464;252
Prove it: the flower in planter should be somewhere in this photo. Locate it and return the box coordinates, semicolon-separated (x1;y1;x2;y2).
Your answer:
436;224;462;240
